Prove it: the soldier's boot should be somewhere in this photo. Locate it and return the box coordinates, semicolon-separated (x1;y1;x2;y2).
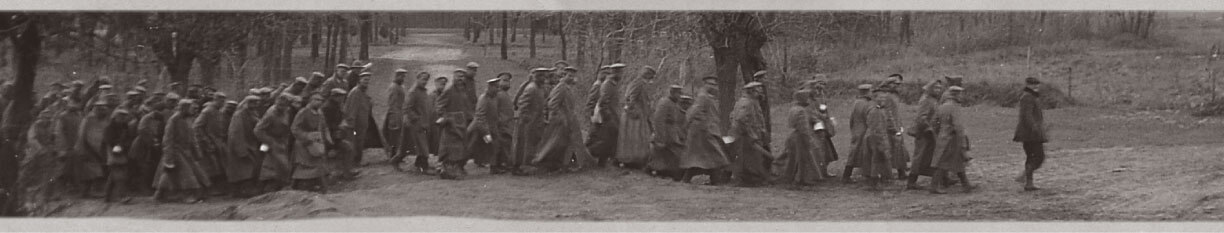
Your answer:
1023;169;1040;191
389;153;407;172
103;179;116;203
957;172;975;193
153;189;169;203
929;170;947;194
895;168;909;181
904;173;923;190
841;167;855;184
822;163;836;178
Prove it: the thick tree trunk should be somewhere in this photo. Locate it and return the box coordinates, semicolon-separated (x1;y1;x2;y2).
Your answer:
711;45;739;128
899;12;913;46
198;54;220;86
487;14;495;45
500;12;509;60
1;15;38;216
359;13;372;61
325;17;336;71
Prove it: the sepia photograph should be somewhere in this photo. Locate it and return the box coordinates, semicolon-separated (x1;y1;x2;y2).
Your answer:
1;0;1224;231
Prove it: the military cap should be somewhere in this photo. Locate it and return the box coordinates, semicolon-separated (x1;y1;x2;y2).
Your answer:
948;86;965;92
133;86;148;93
466;62;480;68
744;82;764;89
608;63;627;69
752;70;768;77
336;63;350;69
1025;77;1041;85
701;76;719;85
857;84;873;90
99;84;114;90
453;69;468;74
669;85;683;90
214;92;227;98
311;72;326;79
330;88;348;95
295;77;309;84
225;100;239;105
487;78;501;84
563;66;578;72
395;68;410;73
359;72;373;77
531;68;552;73
125;90;141;96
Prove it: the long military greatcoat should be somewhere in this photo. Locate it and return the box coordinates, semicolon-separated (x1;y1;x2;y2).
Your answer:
225;98;263;182
932;96;970;173
403;84;433;155
909;89;941;176
588;78;620;160
646;96;684;173
678;91;729;169
728;95;770;184
615;77;654;165
255;106;294;183
465;92;501;163
73;109;110;182
436;84;472;164
384;84;407;151
52;106;83;180
844;95;873;168
193;102;228;178
778;104;822;185
853;104;896;179
154;109;212;190
129;109;165;189
511;81;546;167
878;91;910;168
533;82;595;167
291;107;331;179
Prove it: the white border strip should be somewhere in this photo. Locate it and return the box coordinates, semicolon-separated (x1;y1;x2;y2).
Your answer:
4;0;1224;11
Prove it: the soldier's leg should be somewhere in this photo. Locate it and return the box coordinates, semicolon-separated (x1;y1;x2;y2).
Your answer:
957;172;974;193
929;169;947;194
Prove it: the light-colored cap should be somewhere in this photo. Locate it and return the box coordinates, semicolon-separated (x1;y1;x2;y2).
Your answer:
948;86;965;91
752;70;768;77
857;84;873;90
466;62;480;68
395;68;409;73
744;82;764;89
608;63;626;69
330;88;348;95
294;77;309;83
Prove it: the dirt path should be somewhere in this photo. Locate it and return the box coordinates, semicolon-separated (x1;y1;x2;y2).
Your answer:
45;32;1224;221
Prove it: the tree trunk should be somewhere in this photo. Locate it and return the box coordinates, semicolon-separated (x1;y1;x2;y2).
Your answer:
899;12;914;46
324;17;336;71
359;13;372;61
1;15;38;216
511;13;518;43
280;29;294;81
198;54;220;87
338;18;349;64
487;13;495;45
529;16;538;58
559;14;568;61
607;14;626;63
311;17;321;60
500;12;509;60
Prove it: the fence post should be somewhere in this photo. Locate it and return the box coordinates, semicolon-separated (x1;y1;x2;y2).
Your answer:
1066;67;1073;101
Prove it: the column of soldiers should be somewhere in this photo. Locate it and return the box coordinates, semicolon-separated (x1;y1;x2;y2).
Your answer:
13;57;1051;207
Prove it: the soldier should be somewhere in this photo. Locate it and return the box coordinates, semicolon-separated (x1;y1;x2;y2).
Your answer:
345;61;372;91
465;79;505;174
584;66;609;129
426;77;448;168
859;89;900;191
778;89;822;188
221;100;239;127
255;94;297;193
589;63;625;167
1014;77;1048;191
193;92;229;196
510;69;549;175
323;89;353;178
463;62;481;111
533;71;595;172
74;97;117;198
728;82;770;187
51;97;84;197
129;94;170;195
647;85;686;181
436;74;473;179
291;93;332;193
153;99;212;203
307;72;327;94
807;80;838;179
906;80;947;190
343;72;379;177
615;66;657;168
491;73;516;173
225;95;264;198
19;110;59;212
392;72;435;173
102;108;137;203
679;76;731;185
879;74;910;179
286;77;310;97
385;69;409;164
322;64;351;98
930;86;973;194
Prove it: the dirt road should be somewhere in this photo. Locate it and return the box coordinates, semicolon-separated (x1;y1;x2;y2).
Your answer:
45;32;1224;221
